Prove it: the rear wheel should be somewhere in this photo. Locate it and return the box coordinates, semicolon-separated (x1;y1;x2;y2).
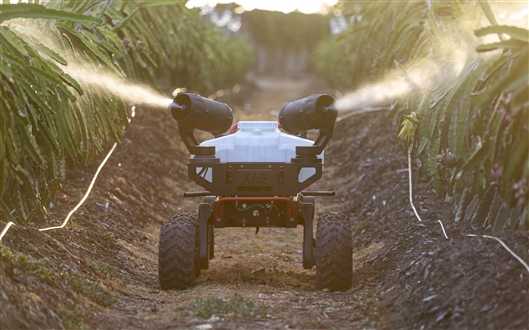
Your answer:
315;213;352;292
158;213;200;290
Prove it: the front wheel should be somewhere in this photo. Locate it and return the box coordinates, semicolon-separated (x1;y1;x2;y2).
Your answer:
315;213;352;292
158;213;199;290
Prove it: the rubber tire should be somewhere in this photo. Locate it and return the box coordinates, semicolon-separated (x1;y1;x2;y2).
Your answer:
315;213;352;292
159;213;199;290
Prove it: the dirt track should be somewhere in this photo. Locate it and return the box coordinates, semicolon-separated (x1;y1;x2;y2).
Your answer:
1;75;528;329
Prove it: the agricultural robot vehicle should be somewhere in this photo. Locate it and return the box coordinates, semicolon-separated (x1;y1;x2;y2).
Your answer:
158;93;352;292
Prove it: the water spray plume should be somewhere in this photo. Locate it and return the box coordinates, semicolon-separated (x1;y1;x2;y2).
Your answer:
333;11;485;115
335;74;412;112
61;64;172;109
334;52;469;114
6;22;171;108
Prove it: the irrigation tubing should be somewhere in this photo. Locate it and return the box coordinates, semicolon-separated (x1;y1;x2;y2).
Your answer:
345;111;529;264
437;220;449;239
336;106;453;239
0;222;15;242
407;152;450;239
335;105;526;256
2;109;527;278
467;234;529;273
408;152;423;222
404;144;527;264
0;142;118;241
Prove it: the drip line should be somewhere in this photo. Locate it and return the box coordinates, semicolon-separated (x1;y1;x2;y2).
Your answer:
0;142;117;241
467;234;529;273
408;152;423;222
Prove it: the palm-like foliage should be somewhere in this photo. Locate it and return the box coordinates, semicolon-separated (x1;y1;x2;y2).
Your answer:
0;2;254;224
313;0;528;229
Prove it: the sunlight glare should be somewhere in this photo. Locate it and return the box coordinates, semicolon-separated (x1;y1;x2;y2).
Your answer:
186;0;338;14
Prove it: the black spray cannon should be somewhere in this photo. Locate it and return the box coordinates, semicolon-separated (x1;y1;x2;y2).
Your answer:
170;93;336;158
279;94;337;157
169;93;233;155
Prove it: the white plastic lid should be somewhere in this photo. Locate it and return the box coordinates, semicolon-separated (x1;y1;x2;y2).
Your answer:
237;121;278;130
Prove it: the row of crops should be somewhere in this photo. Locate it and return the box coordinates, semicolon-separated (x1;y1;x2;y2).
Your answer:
313;1;528;229
0;1;253;224
2;1;527;230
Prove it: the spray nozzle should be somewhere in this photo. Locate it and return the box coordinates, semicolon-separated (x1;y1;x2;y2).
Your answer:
323;104;337;113
169;103;186;112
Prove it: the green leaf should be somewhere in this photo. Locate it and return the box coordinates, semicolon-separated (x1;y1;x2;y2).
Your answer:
454;187;470;222
49;96;76;158
94;28;122;55
138;0;182;8
502;118;528;186
443;61;478;159
477;0;501;30
57;83;78;102
57;72;84;96
0;27;29;57
483;190;501;228
0;47;26;68
9;26;69;65
475;25;529;42
0;4;103;24
473;49;518;93
0;56;14;79
477;39;526;52
56;23;123;77
457;142;489;178
470;183;497;226
26;65;63;84
72;0;105;15
0;199;16;223
464;194;480;222
486;99;505;165
455;56;496;159
451;0;478;42
111;7;139;31
493;203;510;230
17;121;46;166
30;41;68;66
475;49;529;106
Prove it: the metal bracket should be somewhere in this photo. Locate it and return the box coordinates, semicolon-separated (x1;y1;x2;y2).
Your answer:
301;196;315;269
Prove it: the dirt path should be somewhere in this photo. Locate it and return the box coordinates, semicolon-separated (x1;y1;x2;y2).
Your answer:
1;74;528;330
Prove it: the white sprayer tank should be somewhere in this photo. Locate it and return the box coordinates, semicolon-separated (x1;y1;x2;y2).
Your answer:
198;121;323;182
